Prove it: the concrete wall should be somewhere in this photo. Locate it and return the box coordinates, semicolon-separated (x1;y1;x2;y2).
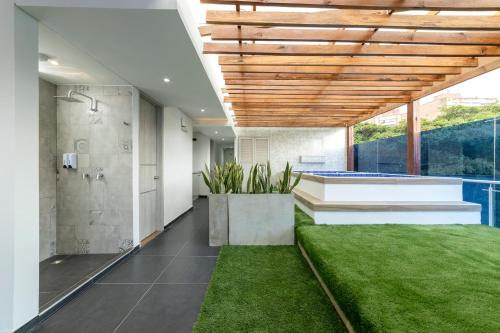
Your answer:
0;5;39;331
39;78;57;261
56;85;134;254
163;107;193;225
235;127;347;177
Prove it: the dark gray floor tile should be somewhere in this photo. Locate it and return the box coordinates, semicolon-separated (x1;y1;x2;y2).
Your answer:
178;241;220;257
34;284;148;333
39;253;119;310
39;292;59;308
137;235;186;256
98;255;174;284
156;256;217;284
116;284;207;333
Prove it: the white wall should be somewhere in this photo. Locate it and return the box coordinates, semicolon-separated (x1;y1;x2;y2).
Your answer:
0;5;39;332
235;127;347;176
163;107;193;225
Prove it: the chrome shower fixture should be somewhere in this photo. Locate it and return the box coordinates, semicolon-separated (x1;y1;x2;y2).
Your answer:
54;90;99;112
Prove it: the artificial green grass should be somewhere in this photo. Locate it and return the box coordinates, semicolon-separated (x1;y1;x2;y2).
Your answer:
296;224;500;333
295;205;314;228
193;246;347;333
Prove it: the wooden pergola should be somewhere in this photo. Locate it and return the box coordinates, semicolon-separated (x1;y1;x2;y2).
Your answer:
199;0;500;173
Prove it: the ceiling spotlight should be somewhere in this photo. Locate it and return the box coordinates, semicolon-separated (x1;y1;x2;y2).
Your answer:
222;138;225;141
48;58;59;66
215;131;219;134
201;109;205;112
163;77;171;83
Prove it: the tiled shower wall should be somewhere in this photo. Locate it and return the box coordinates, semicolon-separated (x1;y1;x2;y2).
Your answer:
56;85;134;254
39;79;57;261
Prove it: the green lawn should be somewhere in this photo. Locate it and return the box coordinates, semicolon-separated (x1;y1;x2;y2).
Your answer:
297;224;500;333
294;205;314;229
193;246;346;333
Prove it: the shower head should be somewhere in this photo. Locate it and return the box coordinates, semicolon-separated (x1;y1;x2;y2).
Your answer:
54;96;83;103
54;90;98;112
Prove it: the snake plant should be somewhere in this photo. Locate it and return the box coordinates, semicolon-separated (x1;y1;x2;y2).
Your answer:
204;160;302;194
202;161;245;194
276;162;302;194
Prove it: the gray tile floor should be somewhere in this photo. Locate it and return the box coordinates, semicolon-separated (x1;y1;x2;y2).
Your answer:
39;253;119;311
34;198;219;333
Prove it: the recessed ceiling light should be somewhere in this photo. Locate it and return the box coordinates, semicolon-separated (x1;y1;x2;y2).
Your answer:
48;59;59;66
163;77;171;83
201;109;205;112
215;131;219;134
222;138;225;141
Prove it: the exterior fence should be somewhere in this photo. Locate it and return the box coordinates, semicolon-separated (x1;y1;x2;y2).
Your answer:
354;117;499;227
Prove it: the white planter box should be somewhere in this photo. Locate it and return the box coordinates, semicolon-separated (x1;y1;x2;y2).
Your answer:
228;194;294;245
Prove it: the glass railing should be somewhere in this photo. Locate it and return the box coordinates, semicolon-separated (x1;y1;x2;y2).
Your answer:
354;135;407;174
354;117;499;227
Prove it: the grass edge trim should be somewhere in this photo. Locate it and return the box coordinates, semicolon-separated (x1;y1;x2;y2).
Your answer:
298;241;356;333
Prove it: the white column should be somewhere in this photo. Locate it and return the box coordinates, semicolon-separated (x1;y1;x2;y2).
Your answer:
0;4;39;332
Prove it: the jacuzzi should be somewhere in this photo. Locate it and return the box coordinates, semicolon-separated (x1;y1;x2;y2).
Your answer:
292;171;481;225
294;171;463;202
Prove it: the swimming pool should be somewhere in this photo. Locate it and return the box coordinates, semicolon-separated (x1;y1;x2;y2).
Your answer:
301;171;412;178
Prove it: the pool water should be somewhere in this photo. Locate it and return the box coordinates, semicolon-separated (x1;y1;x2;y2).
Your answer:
302;171;412;178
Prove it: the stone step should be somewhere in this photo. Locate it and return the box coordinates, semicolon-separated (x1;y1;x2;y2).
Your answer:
294;188;481;212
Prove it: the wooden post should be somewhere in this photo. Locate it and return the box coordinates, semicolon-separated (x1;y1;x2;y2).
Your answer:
407;101;421;175
346;126;355;171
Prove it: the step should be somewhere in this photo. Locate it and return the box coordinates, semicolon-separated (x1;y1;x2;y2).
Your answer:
294;189;482;225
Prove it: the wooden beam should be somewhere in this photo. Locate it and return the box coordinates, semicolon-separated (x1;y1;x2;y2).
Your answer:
352;57;500;125
234;109;372;113
346;126;354;171
201;0;500;11
236;121;347;127
225;91;410;103
210;26;500;46
407;101;421;175
226;96;411;102
206;42;500;56
206;10;500;30
223;73;446;81
225;79;433;87
231;102;388;107
227;90;411;96
232;105;380;110
218;56;478;67
221;65;462;74
226;85;422;91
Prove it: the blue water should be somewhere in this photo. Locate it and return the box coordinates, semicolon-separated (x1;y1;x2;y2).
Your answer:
302;171;412;178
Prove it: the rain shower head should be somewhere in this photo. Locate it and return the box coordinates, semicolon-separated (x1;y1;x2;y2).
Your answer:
55;96;83;103
54;90;98;112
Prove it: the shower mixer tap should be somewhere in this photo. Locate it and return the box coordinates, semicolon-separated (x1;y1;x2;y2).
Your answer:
95;168;104;181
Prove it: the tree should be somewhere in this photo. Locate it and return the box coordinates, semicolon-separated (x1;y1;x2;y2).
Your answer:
354;104;500;144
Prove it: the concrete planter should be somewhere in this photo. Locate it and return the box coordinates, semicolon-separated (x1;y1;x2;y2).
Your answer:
208;194;228;246
228;194;295;245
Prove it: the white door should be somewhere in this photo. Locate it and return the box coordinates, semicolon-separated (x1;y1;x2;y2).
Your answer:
139;98;159;241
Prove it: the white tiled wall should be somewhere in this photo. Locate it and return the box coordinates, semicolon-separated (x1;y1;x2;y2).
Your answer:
235;127;347;178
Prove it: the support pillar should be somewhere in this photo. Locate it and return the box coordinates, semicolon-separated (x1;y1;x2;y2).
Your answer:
407;101;421;175
346;126;355;171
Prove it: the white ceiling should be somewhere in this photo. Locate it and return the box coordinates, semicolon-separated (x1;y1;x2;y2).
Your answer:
23;5;235;140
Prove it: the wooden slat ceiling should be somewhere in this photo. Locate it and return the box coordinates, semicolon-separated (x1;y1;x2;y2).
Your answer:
200;0;500;127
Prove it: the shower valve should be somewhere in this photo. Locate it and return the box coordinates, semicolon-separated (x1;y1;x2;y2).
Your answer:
95;168;104;181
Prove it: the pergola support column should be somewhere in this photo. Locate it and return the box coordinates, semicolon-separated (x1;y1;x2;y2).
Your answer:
346;126;355;171
407;101;421;175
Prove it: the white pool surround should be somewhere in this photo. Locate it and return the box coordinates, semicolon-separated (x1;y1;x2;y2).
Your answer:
293;173;481;225
296;173;464;202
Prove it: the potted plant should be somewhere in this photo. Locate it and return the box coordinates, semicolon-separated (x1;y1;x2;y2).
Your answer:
202;162;243;246
203;161;302;246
